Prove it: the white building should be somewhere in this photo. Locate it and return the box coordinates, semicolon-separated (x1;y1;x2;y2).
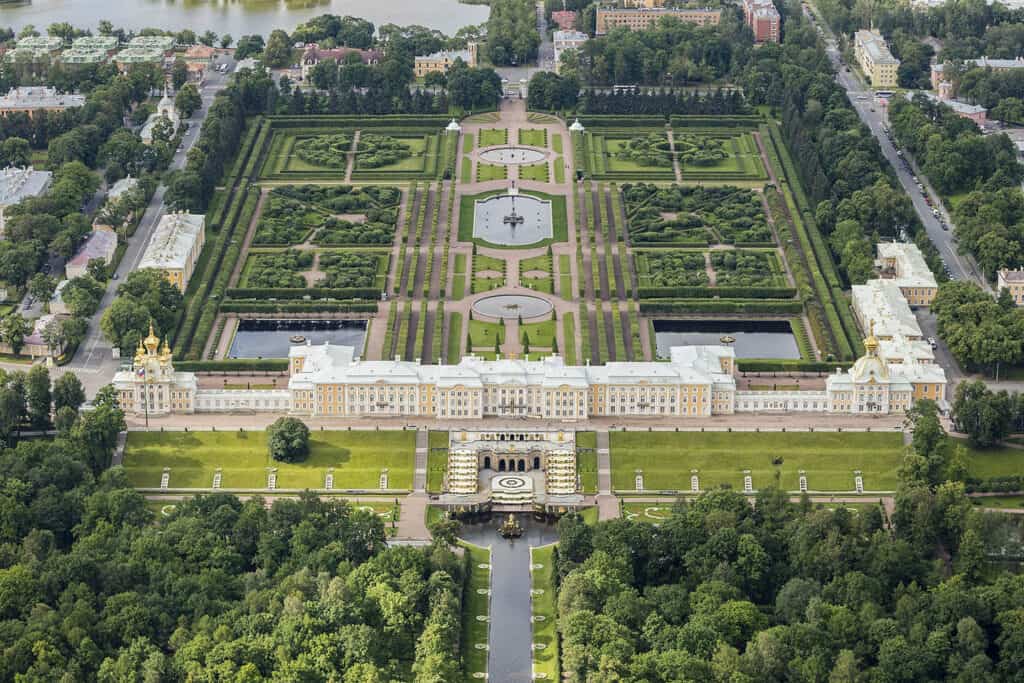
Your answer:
140;91;180;144
852;279;923;342
0;87;86;115
138;212;205;292
0;167;52;236
553;30;588;71
875;242;938;306
49;279;70;316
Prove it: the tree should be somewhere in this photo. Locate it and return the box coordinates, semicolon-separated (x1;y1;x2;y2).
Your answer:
951;380;1015;447
0;137;31;168
267;417;310;463
200;31;218;47
53;372;85;413
28;273;57;305
171;59;189;91
234;34;265;61
25;364;51;429
62;276;104;318
175;83;202;119
220;34;233;49
263;30;293;68
1;314;30;356
100;296;150;352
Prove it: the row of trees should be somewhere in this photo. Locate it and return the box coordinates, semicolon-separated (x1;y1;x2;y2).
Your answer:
552;399;1020;680
952;380;1024;448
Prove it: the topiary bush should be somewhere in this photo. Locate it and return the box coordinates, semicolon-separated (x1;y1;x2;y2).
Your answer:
294;133;353;168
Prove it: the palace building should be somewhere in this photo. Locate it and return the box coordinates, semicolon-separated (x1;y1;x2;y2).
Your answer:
113;331;946;419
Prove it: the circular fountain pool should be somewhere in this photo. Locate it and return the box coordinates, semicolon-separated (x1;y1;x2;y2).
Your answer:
472;294;553;320
479;146;547;165
473;193;553;246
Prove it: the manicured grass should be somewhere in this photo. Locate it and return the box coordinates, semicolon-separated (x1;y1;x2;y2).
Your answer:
124;430;416;490
463;132;474;155
553;157;566;184
973;495;1024;509
622;502;676;523
531;544;559;681
551;134;563;155
478;128;508;147
452;252;467;299
577;447;597;494
952;437;1024;479
461;542;491;680
579;506;599;525
447;311;463;363
469;319;504;344
562;312;577;364
558;254;571;297
461;157;473;183
519;162;550;182
477;162;508;182
609;431;905;492
521;320;556;349
426;431;448;494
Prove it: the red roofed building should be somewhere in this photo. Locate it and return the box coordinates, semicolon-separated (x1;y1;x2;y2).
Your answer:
552;11;578;30
743;0;780;43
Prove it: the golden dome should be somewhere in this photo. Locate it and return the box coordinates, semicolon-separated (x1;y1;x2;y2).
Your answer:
144;323;160;354
863;319;879;355
159;339;172;364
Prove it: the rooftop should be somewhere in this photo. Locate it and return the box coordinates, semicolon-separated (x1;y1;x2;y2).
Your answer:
876;242;938;289
999;267;1024;283
15;36;63;52
0;87;86;110
71;35;119;51
115;46;168;63
108;176;139;201
126;35;176;51
60;47;111;64
554;30;590;42
0;167;52;207
855;29;899;65
934;57;1024;73
852;279;922;340
139;212;205;270
67;230;117;268
415;48;473;63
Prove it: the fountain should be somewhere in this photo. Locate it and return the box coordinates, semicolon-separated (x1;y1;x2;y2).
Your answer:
498;513;524;538
473;294;552;320
472;182;553;246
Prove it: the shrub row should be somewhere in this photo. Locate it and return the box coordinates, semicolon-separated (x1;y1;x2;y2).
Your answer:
737;359;846;372
965;477;1024;494
639;300;804;314
177;359;289;372
227;287;380;300
670;115;763;128
269;115;452;129
219;302;378;313
637;286;797;299
578;115;668;127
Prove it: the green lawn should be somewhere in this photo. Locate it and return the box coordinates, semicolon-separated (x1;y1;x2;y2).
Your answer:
478;128;508;147
952;437;1024;479
577;447;597;494
124;430;416;490
531;544;559;681
461;157;472;183
458;190;569;249
461;542;491;680
521;320;556;348
463;132;474;155
448;311;463;364
609;431;905;492
452;253;467;299
519;128;547;147
562;312;577;364
552;134;563;155
972;495;1024;509
476;162;508;182
622;502;677;523
519;162;549;182
427;442;448;494
554;157;566;184
469;319;504;345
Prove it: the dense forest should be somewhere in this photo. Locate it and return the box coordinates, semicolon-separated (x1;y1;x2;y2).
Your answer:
0;388;467;680
552;404;1023;682
486;0;541;66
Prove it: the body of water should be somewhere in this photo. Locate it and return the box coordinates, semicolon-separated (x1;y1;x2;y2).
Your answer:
654;319;801;360
229;318;367;358
0;0;488;37
458;519;559;683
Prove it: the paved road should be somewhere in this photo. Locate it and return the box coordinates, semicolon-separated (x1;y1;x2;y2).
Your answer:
802;3;988;289
70;56;236;394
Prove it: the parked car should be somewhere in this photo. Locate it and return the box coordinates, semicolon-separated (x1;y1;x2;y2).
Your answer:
928;337;937;349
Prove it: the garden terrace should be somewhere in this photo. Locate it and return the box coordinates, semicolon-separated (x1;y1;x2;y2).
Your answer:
623;183;772;246
578;128;676;180
237;248;388;295
458;189;568;249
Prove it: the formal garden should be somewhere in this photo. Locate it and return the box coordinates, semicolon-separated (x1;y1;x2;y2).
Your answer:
623;183;773;246
240;248;388;291
254;185;401;246
458;190;568;249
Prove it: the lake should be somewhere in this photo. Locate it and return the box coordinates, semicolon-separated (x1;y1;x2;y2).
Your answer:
0;0;489;37
653;319;801;360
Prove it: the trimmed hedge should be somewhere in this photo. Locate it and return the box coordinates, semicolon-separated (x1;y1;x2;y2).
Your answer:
670;115;764;128
639;300;804;314
176;359;289;372
269;115;453;129
578;115;668;127
637;286;797;299
737;359;846;372
219;302;378;313
227;287;380;300
965;477;1024;494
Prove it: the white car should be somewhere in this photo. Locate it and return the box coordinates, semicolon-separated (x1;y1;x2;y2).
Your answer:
928;337;937;349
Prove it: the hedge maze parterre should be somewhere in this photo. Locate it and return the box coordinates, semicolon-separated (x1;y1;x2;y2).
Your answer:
170;112;862;375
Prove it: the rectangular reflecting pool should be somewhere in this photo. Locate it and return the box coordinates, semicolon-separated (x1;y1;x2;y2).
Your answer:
653;319;800;359
228;319;367;359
